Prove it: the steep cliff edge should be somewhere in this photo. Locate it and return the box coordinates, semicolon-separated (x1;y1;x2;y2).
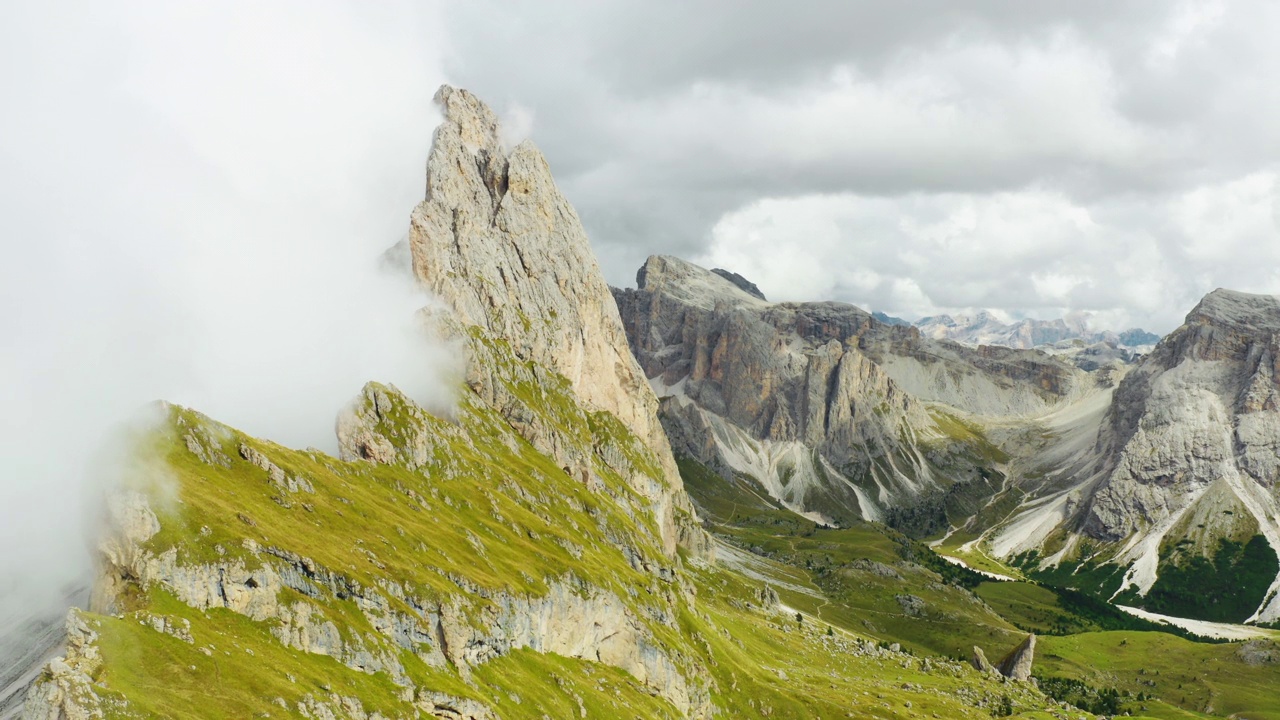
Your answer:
404;87;699;557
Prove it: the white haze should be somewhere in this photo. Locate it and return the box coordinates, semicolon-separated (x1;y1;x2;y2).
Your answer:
0;0;452;659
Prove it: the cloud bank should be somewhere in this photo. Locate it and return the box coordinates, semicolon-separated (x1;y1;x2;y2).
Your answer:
0;0;452;663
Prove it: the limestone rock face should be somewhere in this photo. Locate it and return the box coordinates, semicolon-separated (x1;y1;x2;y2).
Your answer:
613;255;1087;529
1071;290;1280;619
995;634;1036;681
337;382;436;469
21;611;105;720
710;268;766;300
406;86;698;556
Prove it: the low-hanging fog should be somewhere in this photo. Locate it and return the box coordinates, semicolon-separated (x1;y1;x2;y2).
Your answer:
0;0;455;666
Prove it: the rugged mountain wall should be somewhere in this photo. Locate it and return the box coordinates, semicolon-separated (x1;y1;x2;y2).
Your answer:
614;256;932;526
404;86;702;558
613;255;1092;532
1067;290;1280;621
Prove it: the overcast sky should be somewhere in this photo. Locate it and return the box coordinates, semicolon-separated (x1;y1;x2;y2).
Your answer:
441;0;1280;332
2;0;1280;645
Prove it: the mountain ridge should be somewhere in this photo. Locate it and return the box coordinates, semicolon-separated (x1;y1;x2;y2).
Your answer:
911;310;1159;351
615;255;1280;630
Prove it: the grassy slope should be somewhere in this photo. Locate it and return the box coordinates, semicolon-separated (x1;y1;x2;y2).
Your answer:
678;448;1280;720
1039;631;1280;720
66;338;1098;719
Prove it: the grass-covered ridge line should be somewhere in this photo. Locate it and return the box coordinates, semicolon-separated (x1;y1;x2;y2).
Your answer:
155;391;661;604
51;337;1127;718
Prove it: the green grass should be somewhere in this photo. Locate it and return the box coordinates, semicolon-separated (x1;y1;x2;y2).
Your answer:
1039;631;1280;719
674;453;784;525
975;582;1202;638
92;588;477;719
678;449;1280;719
58;329;1280;720
933;539;1027;580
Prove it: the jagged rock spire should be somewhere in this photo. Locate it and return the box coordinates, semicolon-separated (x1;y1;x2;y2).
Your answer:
406;85;700;556
996;634;1036;681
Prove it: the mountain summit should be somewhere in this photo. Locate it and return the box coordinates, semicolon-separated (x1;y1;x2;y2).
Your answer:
1063;289;1280;621
402;85;699;557
613;255;1096;534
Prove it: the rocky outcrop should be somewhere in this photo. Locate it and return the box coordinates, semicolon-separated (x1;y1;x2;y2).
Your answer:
240;442;315;493
969;636;1035;682
756;584;780;609
970;646;998;676
337;382;438;470
1237;638;1280;666
710;268;766;301
404;86;703;558
21;611;107;720
995;634;1036;681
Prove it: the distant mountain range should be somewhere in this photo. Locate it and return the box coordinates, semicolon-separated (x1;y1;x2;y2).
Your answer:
872;310;1160;350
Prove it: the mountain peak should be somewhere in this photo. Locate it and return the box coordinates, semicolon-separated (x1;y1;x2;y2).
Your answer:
433;84;503;155
1186;288;1280;331
635;255;769;310
408;89;694;556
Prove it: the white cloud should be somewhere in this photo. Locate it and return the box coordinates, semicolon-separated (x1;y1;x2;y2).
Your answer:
0;0;451;661
500;102;537;151
698;175;1280;331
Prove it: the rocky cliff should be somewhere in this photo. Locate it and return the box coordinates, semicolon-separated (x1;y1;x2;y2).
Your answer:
405;86;701;558
959;289;1280;624
18;79;1058;714
1067;290;1280;621
24;85;721;718
613;255;1095;534
609;256;1280;629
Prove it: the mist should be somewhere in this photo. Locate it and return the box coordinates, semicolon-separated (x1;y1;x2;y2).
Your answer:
0;0;452;670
